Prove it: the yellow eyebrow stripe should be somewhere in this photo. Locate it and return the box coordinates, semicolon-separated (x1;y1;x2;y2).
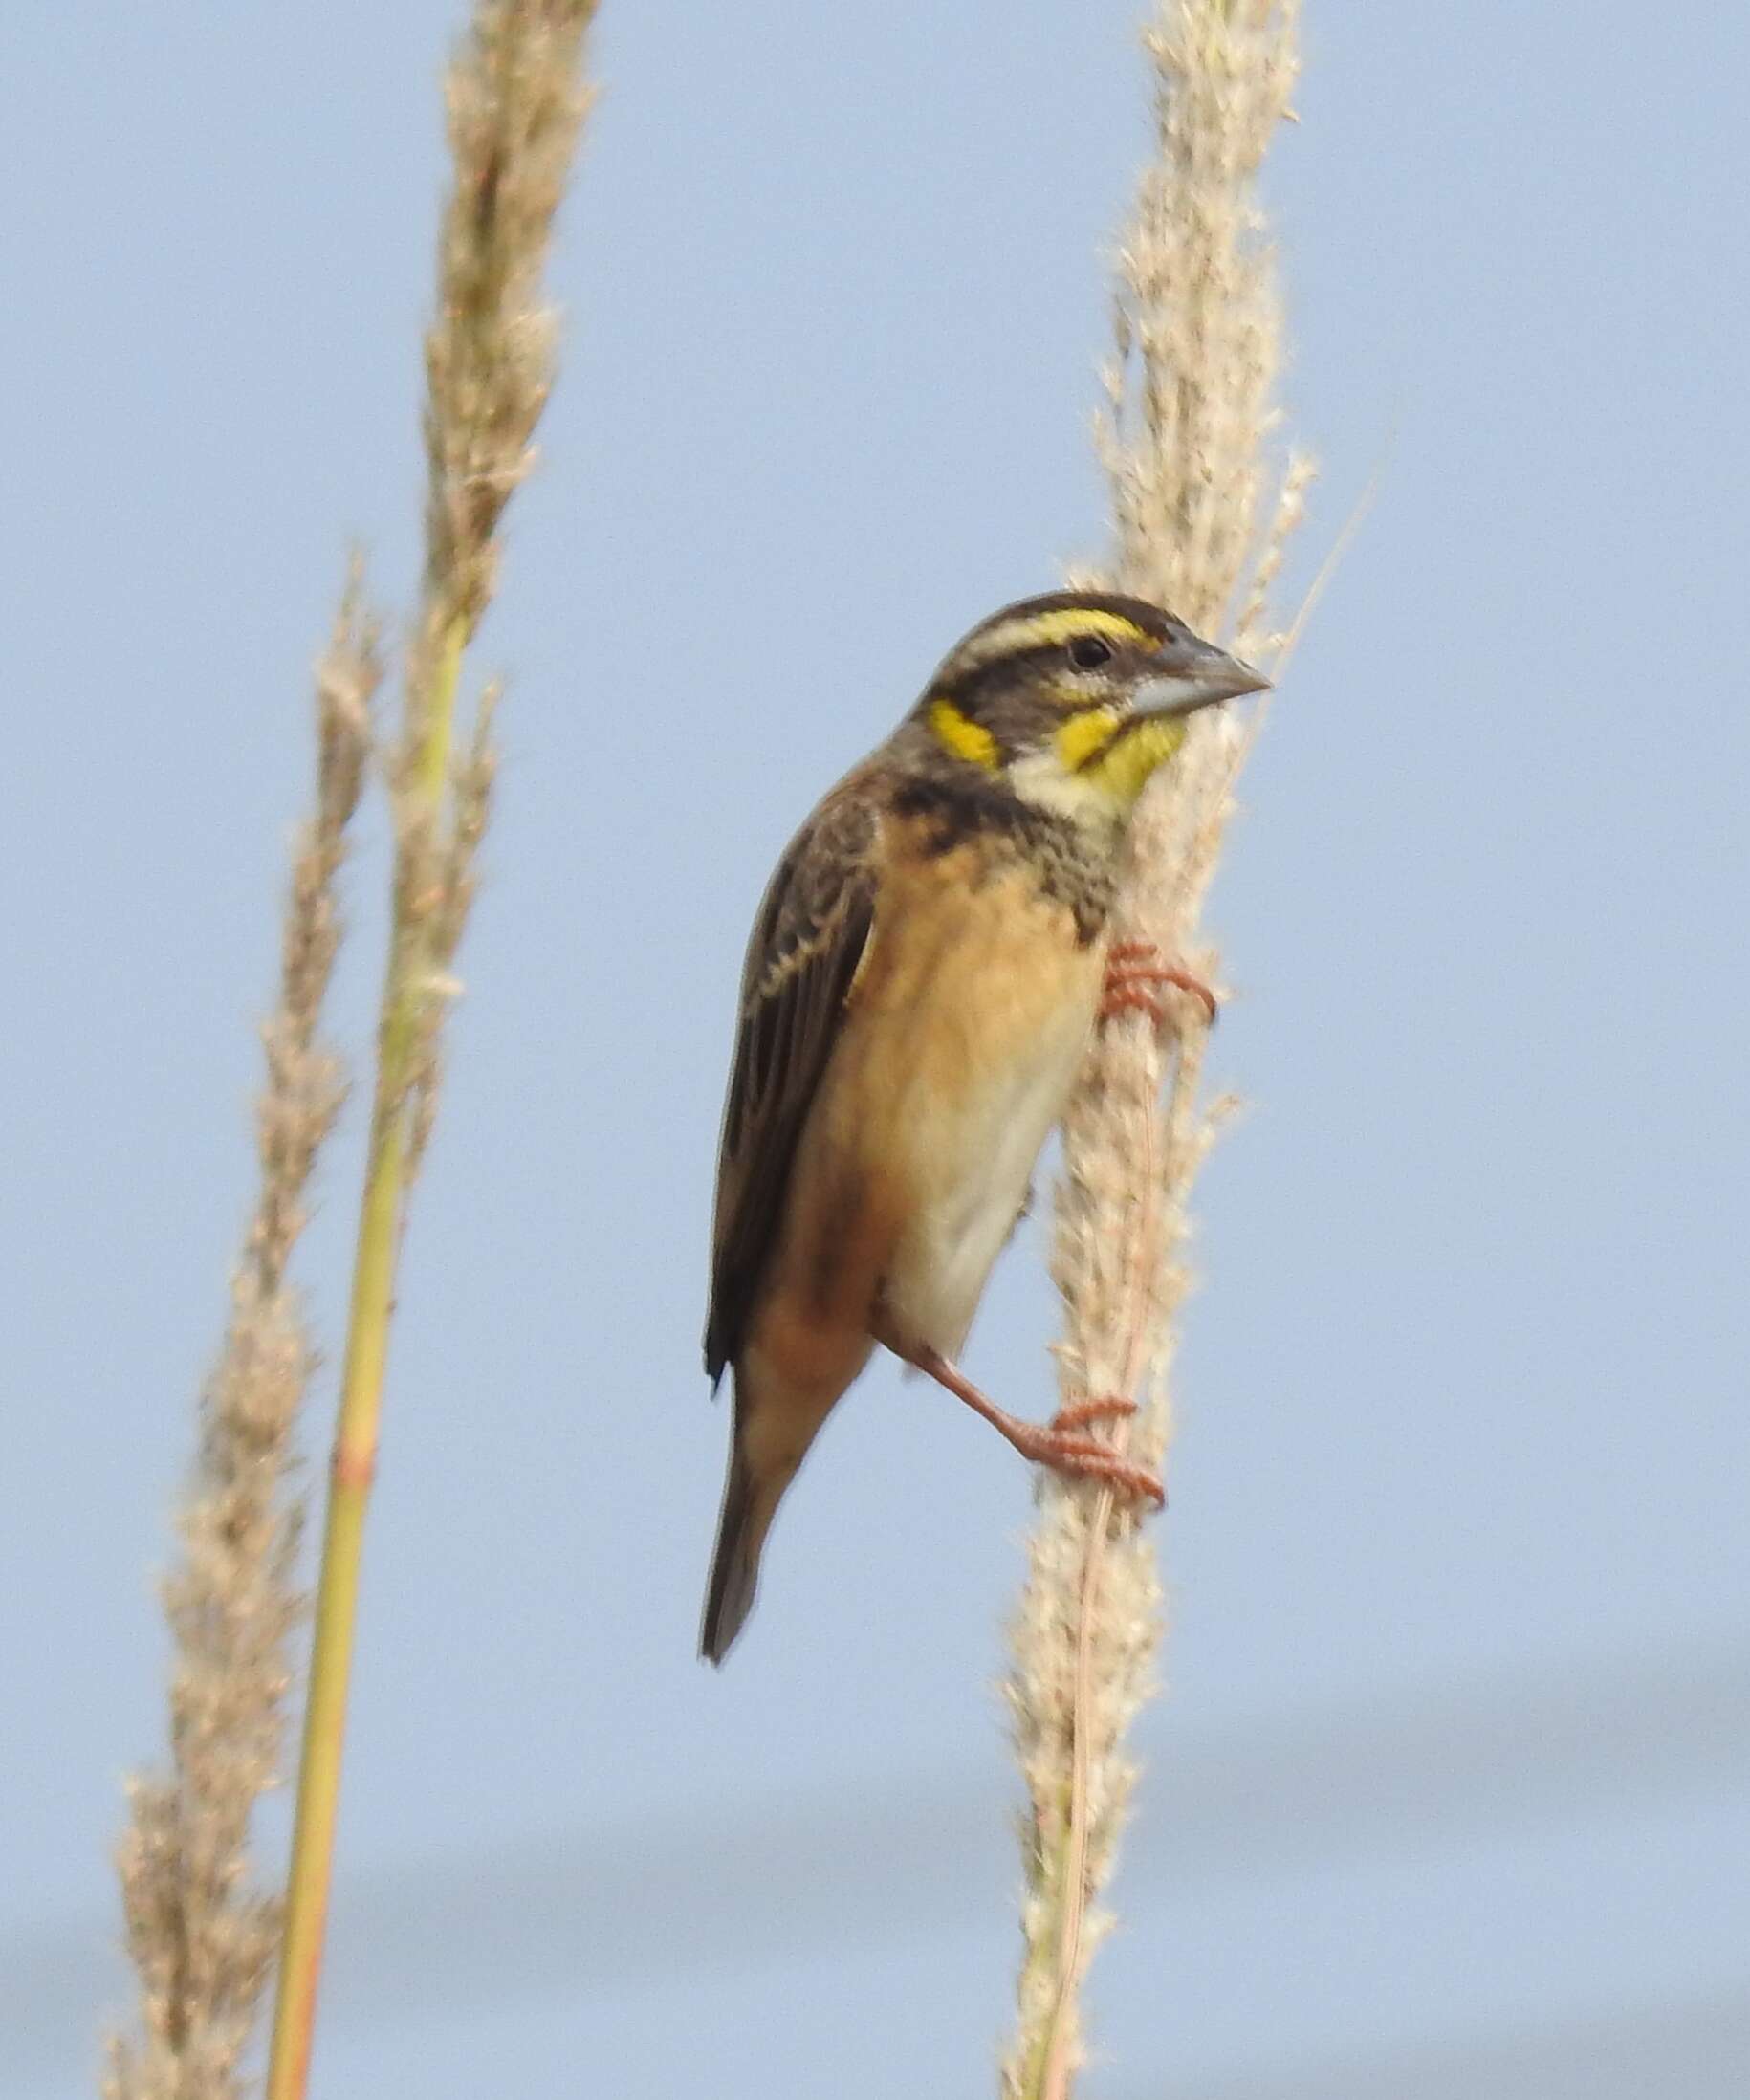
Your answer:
952;607;1152;672
927;696;1001;770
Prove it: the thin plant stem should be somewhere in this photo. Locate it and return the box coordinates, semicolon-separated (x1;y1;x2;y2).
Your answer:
263;4;595;2091
1001;4;1307;2094
105;578;378;2100
263;618;464;2100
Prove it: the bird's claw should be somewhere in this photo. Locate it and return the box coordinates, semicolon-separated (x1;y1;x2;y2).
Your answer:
1025;1397;1164;1506
896;1343;1165;1509
1101;939;1218;1029
1028;1427;1165;1507
1049;1394;1138;1433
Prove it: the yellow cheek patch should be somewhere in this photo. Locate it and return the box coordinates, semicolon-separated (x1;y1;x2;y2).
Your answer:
927;696;1000;771
1054;706;1124;772
1083;715;1189;807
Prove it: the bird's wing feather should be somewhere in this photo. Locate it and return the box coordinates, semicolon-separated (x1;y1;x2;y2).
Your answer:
704;784;879;1384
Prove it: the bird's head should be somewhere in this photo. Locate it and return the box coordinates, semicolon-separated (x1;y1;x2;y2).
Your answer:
911;591;1268;822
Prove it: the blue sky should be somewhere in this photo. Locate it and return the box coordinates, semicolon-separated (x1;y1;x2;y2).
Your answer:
2;4;1745;2094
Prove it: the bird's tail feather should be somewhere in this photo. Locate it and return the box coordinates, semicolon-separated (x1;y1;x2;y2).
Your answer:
700;1438;769;1665
702;1357;846;1663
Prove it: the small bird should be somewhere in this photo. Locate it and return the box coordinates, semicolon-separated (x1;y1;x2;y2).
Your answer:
700;590;1266;1661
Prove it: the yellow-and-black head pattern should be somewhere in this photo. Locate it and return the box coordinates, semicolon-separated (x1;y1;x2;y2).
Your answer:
913;590;1265;820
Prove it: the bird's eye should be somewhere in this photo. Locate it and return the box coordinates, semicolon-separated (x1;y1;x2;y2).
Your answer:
1066;633;1114;669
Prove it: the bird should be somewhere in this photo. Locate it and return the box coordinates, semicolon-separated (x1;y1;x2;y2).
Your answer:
700;589;1266;1662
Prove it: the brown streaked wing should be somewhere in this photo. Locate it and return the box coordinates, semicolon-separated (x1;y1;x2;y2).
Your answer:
703;783;879;1385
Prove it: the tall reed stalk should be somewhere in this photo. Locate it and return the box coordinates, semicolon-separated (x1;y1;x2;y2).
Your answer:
107;6;596;2097
1001;6;1309;2096
267;8;595;2095
106;586;378;2100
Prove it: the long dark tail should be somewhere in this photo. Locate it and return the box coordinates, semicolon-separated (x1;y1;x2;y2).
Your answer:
700;1437;765;1665
703;1365;841;1662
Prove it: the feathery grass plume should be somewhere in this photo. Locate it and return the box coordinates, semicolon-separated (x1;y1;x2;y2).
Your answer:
106;582;378;2100
265;8;596;2096
1001;6;1309;2096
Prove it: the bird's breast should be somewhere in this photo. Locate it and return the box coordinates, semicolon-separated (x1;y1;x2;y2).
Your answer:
808;846;1105;1356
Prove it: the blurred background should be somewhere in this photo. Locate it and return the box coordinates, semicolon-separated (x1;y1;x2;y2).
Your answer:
3;2;1746;2093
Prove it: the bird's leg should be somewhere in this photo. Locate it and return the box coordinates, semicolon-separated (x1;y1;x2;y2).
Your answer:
889;1337;1165;1507
1102;938;1218;1029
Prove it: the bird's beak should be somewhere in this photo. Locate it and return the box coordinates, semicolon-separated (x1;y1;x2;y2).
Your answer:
1132;633;1270;721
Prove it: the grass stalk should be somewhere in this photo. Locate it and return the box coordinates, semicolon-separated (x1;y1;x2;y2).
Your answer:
262;622;465;2100
106;580;378;2100
1001;5;1309;2095
264;7;595;2093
